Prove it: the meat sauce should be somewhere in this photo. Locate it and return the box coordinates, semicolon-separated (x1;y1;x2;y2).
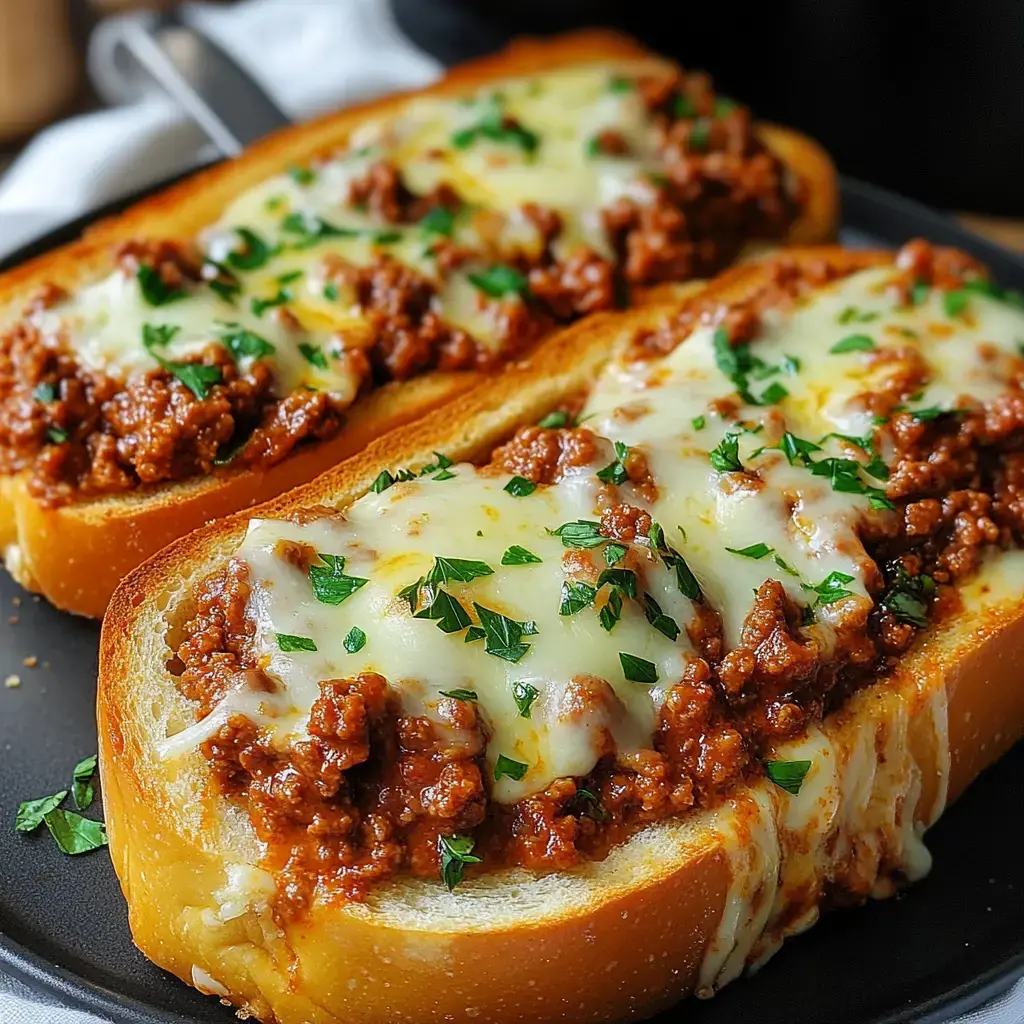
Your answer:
169;242;1024;918
0;66;801;507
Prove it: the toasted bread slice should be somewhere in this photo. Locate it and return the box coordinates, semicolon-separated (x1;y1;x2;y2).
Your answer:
98;248;1024;1023
0;30;837;617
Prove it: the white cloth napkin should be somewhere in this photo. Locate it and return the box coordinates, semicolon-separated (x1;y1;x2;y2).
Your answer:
0;2;1021;1022
0;0;441;260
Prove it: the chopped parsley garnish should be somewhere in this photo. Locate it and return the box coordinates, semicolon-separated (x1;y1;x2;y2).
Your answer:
370;467;417;492
287;163;316;185
643;592;680;641
426;556;494;586
297;342;328;370
759;381;789;404
512;681;539;718
961;277;1024;309
276;633;317;652
726;542;774;559
250;286;292;317
226;227;274;271
142;323;223;399
502;545;542;565
33;383;56;403
907;406;952;422
538;410;570;429
343;626;367;654
467;264;531;300
504;475;537;497
837;306;880;325
438;833;481;891
909;279;931;305
942;289;969;318
464;626;486;643
802;570;855;606
72;754;98;810
493;754;528;782
674;94;697;118
323;281;339;301
619;652;658;684
647;521;701;600
765;759;812;795
709;432;743;472
609;75;633;93
596;440;631;485
773;554;801;577
414;586;472;633
570;788;610;822
597;567;637;599
420;206;456;237
560;580;597;616
16;792;67;832
691;415;706;431
203;259;242;302
549;519;605;549
440;689;478;701
712;327;791;406
37;808;107;855
220;325;275;361
46;427;68;444
280;211;356;247
419;451;456;481
603;542;628;566
715;96;738;116
473;603;536;663
599;588;624;632
829;333;876;354
451;95;539;154
309;553;368;606
585;136;603;159
137;264;185;306
688;119;710;151
880;566;936;628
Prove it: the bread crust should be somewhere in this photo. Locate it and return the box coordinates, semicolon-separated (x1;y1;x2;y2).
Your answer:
0;30;837;616
98;248;1024;1024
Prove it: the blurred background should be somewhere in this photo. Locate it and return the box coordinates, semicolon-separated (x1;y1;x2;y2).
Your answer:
1;0;1022;248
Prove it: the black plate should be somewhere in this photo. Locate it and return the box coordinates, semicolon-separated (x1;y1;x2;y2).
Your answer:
2;177;1024;1024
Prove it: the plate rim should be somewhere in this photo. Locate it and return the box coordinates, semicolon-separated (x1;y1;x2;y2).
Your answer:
2;172;1024;1024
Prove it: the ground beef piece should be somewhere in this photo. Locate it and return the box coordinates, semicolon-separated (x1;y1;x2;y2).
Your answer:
599;502;652;543
238;387;345;468
334;256;484;378
115;238;201;291
520;203;564;253
993;452;1024;538
656;659;748;800
528;249;616;320
488;425;598;484
891;238;986;296
174;559;258;717
347;160;415;222
503;778;580;870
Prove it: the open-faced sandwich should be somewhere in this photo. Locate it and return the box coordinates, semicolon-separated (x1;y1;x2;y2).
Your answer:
0;30;835;616
98;240;1024;1023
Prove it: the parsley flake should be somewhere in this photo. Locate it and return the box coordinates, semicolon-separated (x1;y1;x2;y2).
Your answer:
343;626;367;654
504;475;537;497
467;264;531;299
501;545;542;565
137;264;186;306
709;433;743;472
512;681;539;718
426;557;494;586
473;603;535;663
309;553;368;606
643;592;680;640
440;689;478;701
830;334;876;354
276;633;317;652
438;833;481;891
560;580;597;616
619;652;658;684
765;759;812;795
725;542;774;559
493;754;528;782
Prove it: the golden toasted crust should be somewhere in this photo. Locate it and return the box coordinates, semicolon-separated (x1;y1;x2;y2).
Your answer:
0;29;837;617
98;248;1024;1024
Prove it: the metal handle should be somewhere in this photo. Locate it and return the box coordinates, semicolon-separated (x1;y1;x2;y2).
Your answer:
115;11;292;157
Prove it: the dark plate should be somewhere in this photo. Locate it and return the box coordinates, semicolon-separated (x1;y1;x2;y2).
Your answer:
1;177;1023;1024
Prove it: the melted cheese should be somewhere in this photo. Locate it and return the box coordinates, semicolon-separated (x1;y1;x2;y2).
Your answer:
32;58;673;397
159;264;1024;820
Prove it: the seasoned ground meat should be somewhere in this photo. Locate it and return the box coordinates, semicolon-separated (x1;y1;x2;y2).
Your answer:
1;66;805;505
170;240;1024;914
487;425;599;483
